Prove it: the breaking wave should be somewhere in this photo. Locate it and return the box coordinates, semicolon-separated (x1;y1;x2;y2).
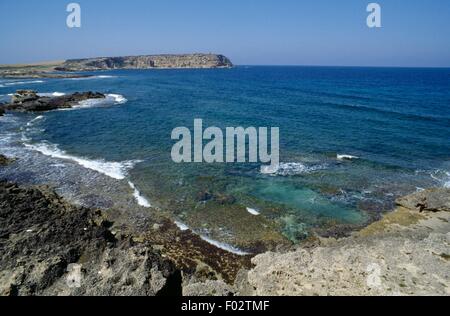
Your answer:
173;221;250;256
1;80;45;87
128;181;151;208
261;162;326;176
23;141;140;180
70;94;127;109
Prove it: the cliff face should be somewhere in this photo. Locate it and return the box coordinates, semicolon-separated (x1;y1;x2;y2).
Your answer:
57;54;233;71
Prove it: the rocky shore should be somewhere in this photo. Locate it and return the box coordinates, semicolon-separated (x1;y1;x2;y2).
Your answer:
1;162;448;296
0;177;252;296
2;90;105;112
238;188;450;296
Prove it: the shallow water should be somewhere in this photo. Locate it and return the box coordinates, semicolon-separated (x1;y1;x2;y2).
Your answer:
1;67;450;245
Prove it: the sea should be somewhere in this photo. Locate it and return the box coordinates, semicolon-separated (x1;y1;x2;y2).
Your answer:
1;66;449;251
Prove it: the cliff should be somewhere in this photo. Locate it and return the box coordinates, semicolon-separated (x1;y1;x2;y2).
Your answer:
56;54;233;71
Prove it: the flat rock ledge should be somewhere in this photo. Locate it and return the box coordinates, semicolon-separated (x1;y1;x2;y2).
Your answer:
3;90;105;112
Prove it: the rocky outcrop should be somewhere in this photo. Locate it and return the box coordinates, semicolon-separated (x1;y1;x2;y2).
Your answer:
0;106;4;117
0;155;14;166
4;90;105;112
181;189;450;296
0;181;179;296
56;54;233;71
233;188;450;296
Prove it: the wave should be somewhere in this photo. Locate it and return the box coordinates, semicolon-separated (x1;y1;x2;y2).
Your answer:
261;162;326;176
69;94;127;109
2;80;45;86
23;141;140;180
128;181;151;208
246;207;260;216
69;75;116;81
174;220;250;255
199;235;251;256
26;115;45;126
337;154;360;161
175;221;190;231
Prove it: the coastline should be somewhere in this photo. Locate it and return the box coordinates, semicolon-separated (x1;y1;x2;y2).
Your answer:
1;152;449;296
1;66;449;296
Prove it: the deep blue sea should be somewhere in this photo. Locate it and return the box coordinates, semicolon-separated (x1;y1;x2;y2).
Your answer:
1;66;450;247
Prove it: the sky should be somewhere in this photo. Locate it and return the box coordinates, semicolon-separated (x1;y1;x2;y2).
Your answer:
0;0;449;67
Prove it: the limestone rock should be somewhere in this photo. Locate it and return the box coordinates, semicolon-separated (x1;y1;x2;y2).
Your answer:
57;54;233;71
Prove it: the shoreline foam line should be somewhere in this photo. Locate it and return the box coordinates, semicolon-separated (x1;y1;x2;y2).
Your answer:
174;220;250;256
24;141;139;180
128;181;151;208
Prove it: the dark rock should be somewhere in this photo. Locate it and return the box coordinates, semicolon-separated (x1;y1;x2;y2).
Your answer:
214;194;236;205
0;181;177;296
0;106;4;116
5;90;105;112
197;190;213;202
0;154;14;166
11;90;39;104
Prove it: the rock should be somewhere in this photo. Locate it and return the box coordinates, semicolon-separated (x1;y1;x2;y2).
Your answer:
0;105;5;116
214;194;236;205
183;280;235;296
11;90;39;104
0;181;178;296
0;154;14;166
197;190;213;202
235;188;450;296
396;188;450;213
57;54;233;71
5;90;105;112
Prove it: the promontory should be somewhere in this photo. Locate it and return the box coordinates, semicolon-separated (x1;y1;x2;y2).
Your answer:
0;54;233;79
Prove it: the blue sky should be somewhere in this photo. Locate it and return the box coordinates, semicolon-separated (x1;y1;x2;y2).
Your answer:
0;0;449;67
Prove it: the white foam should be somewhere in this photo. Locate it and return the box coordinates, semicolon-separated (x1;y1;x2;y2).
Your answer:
38;92;66;97
128;181;151;208
26;115;44;126
24;142;140;180
175;221;190;231
173;221;250;255
3;80;45;86
70;94;127;109
69;75;116;81
246;207;260;216
445;172;450;188
199;235;250;256
262;162;325;176
337;154;360;161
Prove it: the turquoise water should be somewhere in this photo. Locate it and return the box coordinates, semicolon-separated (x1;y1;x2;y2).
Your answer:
1;66;450;244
